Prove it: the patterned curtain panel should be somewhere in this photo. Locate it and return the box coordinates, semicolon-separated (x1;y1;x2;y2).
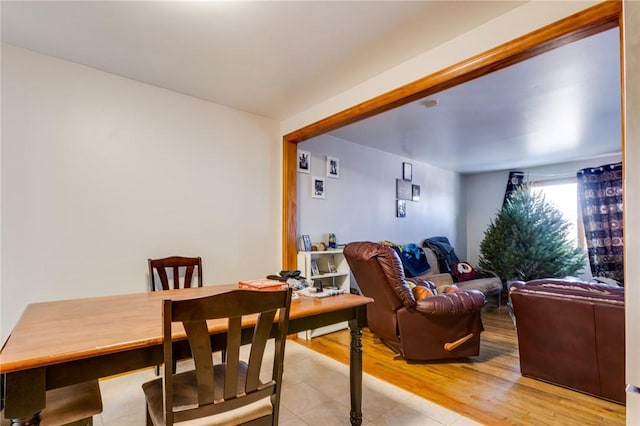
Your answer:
502;171;525;208
577;162;624;285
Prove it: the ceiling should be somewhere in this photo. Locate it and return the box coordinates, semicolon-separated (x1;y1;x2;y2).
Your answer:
1;1;622;174
0;1;523;119
327;27;622;174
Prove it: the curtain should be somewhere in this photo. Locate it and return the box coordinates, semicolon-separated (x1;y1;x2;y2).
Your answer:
577;162;623;284
502;171;525;208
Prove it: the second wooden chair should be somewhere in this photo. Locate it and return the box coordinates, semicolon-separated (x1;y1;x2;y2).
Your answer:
148;256;203;291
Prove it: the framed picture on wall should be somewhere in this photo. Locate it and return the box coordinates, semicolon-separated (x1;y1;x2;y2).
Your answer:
396;200;407;218
412;184;421;201
326;156;340;178
403;162;412;181
298;150;311;174
396;179;412;200
312;176;325;199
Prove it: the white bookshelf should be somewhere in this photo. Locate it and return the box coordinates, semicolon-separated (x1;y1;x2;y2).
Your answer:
297;248;351;339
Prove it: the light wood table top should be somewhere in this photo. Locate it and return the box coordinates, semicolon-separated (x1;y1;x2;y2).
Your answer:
0;284;371;373
1;285;371;425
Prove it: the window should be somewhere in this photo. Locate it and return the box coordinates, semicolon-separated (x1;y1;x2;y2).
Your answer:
531;178;583;247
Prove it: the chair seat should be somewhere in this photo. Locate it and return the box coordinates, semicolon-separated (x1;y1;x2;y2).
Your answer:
142;363;273;426
1;380;102;426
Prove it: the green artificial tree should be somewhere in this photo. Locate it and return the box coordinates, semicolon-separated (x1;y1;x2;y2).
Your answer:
478;184;585;283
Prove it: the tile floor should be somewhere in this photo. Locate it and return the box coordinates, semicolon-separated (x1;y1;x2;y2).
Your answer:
95;340;481;426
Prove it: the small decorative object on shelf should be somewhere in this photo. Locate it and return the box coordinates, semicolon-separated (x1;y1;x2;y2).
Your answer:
328;233;336;248
298;234;312;251
310;259;320;276
327;255;337;273
312;242;327;251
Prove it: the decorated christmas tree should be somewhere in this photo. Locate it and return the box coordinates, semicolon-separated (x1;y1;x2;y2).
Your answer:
479;184;585;282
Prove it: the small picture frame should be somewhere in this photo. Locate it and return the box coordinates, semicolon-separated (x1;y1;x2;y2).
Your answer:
396;200;407;218
326;156;340;178
310;259;320;276
298;235;312;252
298;150;311;174
412;184;421;202
396;179;412;200
327;255;337;273
403;162;412;181
312;176;325;199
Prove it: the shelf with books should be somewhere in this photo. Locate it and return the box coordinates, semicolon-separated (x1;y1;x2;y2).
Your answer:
296;248;351;340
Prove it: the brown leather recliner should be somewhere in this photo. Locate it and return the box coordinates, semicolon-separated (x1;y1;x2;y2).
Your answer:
344;241;486;361
510;279;625;403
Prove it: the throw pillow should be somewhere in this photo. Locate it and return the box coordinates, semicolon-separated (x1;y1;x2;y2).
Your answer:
445;284;461;293
452;261;479;282
412;285;435;300
436;284;460;294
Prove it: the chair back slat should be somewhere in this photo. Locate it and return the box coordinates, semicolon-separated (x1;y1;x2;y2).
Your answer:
224;316;242;400
183;320;215;404
246;310;276;391
148;256;203;291
160;288;292;426
157;267;170;291
162;299;175;426
183;265;195;288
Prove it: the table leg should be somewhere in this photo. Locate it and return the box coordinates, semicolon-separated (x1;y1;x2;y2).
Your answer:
7;414;42;425
4;368;45;425
349;320;363;426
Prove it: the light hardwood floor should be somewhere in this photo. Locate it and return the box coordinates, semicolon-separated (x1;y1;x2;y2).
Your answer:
294;303;625;425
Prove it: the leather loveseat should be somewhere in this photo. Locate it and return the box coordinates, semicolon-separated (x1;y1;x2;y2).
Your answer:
344;241;486;361
510;279;625;403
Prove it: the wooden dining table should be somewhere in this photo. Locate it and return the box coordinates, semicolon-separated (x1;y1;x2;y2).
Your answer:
0;285;372;426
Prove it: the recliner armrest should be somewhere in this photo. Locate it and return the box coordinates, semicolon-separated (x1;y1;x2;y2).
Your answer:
414;290;486;316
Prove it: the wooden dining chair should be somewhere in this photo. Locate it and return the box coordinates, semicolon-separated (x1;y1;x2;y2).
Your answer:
141;288;292;426
148;256;204;375
148;256;203;291
1;380;102;426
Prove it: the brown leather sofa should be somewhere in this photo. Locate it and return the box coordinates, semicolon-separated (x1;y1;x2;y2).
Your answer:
510;279;625;403
344;241;486;361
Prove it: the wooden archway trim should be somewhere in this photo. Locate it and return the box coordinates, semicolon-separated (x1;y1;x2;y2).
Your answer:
282;1;622;269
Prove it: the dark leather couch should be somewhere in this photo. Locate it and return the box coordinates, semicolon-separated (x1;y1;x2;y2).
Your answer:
510;279;625;403
344;241;486;361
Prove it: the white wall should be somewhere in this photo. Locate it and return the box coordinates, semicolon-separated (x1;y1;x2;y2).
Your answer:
464;154;622;267
297;135;463;250
1;45;281;340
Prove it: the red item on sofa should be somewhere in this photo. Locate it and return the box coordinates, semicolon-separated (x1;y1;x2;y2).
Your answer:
452;262;479;282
